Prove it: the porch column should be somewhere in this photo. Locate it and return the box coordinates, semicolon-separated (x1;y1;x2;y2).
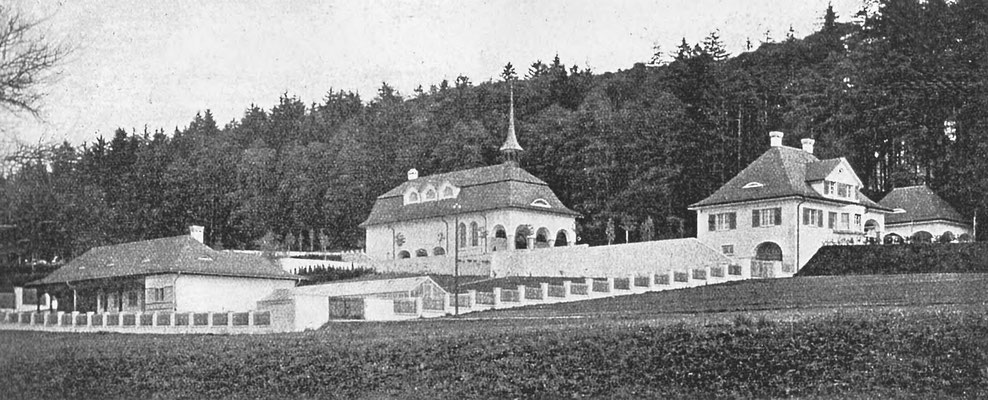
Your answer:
72;289;77;312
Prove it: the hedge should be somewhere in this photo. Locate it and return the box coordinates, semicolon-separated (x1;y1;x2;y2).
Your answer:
798;242;988;276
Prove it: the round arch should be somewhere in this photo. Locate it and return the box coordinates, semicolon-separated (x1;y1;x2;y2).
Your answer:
958;233;974;242
515;225;532;250
433;247;446;256
490;225;507;252
554;230;569;247
911;231;933;244
754;242;783;261
397;250;410;259
457;222;467;248
884;233;904;244
415;248;428;257
534;227;551;249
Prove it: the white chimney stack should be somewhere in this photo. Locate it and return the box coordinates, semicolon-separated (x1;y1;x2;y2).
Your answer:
189;225;204;243
407;168;419;181
801;138;815;154
769;131;784;147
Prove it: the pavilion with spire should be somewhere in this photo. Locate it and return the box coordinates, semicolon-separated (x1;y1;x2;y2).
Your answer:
359;90;580;265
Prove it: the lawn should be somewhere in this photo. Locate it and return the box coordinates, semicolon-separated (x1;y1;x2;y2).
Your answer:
2;274;988;399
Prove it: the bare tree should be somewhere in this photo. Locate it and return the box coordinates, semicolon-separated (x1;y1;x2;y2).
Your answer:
0;5;70;118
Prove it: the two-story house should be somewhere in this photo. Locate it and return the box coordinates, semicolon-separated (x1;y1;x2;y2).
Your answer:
689;131;891;277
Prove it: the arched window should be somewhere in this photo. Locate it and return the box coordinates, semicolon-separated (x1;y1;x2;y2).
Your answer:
515;225;531;250
433;247;446;256
754;242;783;261
555;230;568;246
407;191;419;203
490;225;507;252
424;188;437;201
442;186;454;198
531;198;551;208
884;233;904;244
457;223;467;248
535;227;550;249
397;250;410;259
470;222;479;247
494;226;507;239
415;248;428;257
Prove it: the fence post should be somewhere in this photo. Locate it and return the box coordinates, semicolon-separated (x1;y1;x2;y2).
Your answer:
561;281;571;299
207;312;214;327
605;278;615;294
227;311;234;327
443;292;451;313
151;311;158;327
169;312;176;327
188;312;195;327
248;311;255;326
56;311;64;326
517;285;528;305
415;297;423;317
101;312;107;327
492;287;502;309
647;273;657;291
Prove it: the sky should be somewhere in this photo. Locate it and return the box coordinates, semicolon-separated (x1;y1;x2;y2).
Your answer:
5;0;864;147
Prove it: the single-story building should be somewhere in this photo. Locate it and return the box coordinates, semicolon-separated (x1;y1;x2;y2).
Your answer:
879;185;974;243
26;229;302;313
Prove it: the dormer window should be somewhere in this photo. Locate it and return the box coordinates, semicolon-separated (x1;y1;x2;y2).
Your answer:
424;188;437;201
442;186;454;198
406;191;420;204
742;182;764;189
531;199;551;208
823;180;855;199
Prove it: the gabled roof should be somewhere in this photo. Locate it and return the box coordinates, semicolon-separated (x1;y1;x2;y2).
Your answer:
880;185;970;225
287;276;444;298
690;146;889;211
362;163;579;227
28;236;298;286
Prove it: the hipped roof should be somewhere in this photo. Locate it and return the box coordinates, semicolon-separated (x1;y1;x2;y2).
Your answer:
28;236;298;286
690;146;889;211
361;163;579;227
880;185;970;225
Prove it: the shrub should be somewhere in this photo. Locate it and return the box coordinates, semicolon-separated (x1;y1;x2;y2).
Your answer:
800;242;988;276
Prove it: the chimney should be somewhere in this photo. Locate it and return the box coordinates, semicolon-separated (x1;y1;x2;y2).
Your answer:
407;168;419;181
189;225;204;244
769;131;784;147
801;138;815;154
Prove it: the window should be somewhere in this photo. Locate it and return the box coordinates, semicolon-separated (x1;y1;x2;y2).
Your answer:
148;287;173;303
407;191;419;203
442;186;454;198
470;222;479;247
126;291;138;307
802;209;823;226
721;245;734;256
424;189;436;201
397;250;410;259
854;214;862;229
708;212;736;231
825;181;836;195
415;248;428;257
531;198;551;208
840;213;850;230
742;182;763;189
752;208;781;227
728;264;743;276
828;212;837;229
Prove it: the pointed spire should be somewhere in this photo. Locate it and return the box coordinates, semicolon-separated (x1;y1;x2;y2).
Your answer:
500;84;523;163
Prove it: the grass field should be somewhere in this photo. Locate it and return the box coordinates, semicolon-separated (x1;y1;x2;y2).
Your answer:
2;273;987;399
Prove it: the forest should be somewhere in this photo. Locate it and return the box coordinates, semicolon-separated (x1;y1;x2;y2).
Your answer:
1;1;986;263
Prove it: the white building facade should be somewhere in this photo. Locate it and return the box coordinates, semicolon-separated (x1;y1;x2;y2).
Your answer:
690;132;890;276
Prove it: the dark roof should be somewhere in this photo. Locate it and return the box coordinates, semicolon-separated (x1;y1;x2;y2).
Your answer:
27;236;299;286
362;163;579;226
880;185;970;225
690;146;889;211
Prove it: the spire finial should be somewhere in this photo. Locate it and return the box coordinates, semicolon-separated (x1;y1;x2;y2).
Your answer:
500;83;523;164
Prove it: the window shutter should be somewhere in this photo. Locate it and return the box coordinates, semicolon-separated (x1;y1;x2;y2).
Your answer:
752;210;760;227
164;286;174;302
817;211;824;227
774;208;782;225
708;215;716;231
729;213;737;230
802;209;809;225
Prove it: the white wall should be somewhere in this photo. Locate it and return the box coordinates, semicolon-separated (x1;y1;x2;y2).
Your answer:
292;295;329;330
173;275;296;313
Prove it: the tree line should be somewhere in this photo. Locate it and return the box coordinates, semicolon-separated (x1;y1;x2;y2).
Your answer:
2;1;986;264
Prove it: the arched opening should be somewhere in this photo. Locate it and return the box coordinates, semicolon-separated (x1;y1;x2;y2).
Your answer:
911;231;933;244
457;222;467;249
470;222;479;247
433;247;446;256
752;242;782;278
884;233;904;244
554;230;568;247
415;248;428;257
755;242;783;261
534;227;551;249
442;186;454;198
939;231;955;244
491;225;507;252
958;233;974;242
407;191;419;203
424;188;436;201
397;250;410;259
515;225;532;250
864;219;880;244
